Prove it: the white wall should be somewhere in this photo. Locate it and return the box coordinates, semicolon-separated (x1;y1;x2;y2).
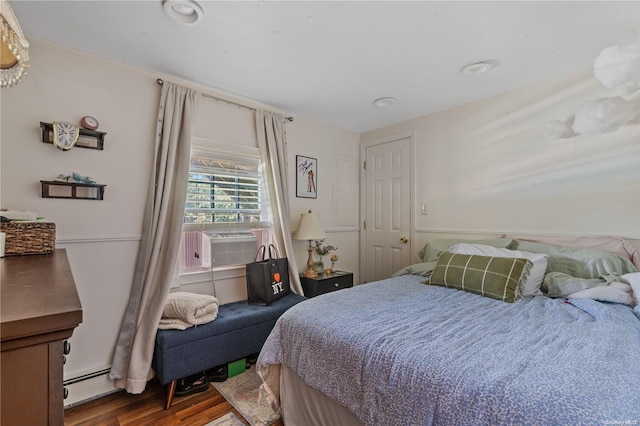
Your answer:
286;115;361;283
0;38;360;405
361;70;640;260
1;39;156;397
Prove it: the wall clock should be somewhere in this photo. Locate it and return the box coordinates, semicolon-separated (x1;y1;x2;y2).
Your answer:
80;115;99;130
52;121;80;151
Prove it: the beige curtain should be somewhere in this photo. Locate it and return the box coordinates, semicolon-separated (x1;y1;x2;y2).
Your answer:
109;82;199;393
256;110;302;295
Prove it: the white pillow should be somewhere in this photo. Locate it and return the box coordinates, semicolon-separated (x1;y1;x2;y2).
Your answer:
566;281;633;306
447;243;548;297
621;272;640;307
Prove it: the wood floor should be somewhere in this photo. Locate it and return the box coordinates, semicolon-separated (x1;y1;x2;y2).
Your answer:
63;377;284;426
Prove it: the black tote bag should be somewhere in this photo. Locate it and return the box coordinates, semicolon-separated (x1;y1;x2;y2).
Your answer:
246;244;291;305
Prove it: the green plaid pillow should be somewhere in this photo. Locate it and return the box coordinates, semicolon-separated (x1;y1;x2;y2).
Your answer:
428;252;532;303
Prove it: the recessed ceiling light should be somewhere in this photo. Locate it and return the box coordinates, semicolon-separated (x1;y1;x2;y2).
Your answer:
163;0;204;25
460;60;500;75
373;97;397;107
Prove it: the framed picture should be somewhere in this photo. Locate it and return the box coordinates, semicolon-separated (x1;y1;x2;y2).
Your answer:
296;155;317;199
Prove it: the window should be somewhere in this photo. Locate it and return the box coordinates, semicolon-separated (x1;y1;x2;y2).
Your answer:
185;154;262;225
178;145;271;274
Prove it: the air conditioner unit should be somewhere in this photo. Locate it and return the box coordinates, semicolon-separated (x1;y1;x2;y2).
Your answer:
203;231;258;267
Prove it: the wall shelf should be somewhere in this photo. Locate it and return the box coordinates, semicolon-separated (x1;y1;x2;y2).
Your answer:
41;180;106;200
40;122;106;150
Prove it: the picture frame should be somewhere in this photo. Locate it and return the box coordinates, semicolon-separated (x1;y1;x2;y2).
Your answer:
296;155;317;199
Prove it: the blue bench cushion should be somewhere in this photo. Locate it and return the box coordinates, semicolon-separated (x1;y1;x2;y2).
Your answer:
152;292;306;384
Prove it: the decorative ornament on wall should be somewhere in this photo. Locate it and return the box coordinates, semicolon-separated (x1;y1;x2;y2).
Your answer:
296;155;318;199
545;43;640;139
52;121;80;151
0;0;30;88
80;115;99;130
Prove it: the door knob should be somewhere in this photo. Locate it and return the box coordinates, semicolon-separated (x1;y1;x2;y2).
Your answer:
400;236;408;244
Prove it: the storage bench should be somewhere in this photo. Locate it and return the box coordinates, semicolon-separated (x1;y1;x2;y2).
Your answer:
152;292;306;408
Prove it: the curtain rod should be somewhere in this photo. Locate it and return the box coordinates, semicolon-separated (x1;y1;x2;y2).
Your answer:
156;78;293;122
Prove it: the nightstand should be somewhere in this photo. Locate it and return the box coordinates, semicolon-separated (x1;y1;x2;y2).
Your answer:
300;270;353;297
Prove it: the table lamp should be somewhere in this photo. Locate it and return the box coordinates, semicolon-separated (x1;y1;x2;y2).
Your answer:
294;210;326;278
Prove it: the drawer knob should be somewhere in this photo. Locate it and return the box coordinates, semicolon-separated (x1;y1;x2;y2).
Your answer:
334;283;339;287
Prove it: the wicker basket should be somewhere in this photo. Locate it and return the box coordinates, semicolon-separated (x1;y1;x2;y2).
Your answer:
0;221;56;256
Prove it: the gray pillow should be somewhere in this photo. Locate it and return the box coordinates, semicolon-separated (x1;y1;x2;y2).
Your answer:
512;240;638;279
418;238;515;262
392;261;437;277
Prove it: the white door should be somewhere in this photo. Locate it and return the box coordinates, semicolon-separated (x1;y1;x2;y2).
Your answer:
362;137;412;283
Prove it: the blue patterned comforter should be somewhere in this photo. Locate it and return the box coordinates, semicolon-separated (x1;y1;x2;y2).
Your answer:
258;275;640;425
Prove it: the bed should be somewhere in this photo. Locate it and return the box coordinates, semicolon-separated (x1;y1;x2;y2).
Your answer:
257;236;640;425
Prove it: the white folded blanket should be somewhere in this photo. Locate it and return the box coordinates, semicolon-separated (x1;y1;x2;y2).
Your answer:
158;292;219;330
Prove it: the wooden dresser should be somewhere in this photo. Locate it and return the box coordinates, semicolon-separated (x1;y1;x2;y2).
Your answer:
1;249;83;426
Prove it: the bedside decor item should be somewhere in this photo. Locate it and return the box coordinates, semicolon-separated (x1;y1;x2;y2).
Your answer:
296;155;317;199
80;115;99;130
294;210;326;278
312;261;324;274
0;0;30;88
330;253;339;272
314;239;337;267
52;121;80;151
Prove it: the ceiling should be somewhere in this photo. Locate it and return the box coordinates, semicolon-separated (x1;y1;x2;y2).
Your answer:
10;1;640;134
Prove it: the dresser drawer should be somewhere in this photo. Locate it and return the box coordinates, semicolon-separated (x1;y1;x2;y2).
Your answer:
300;271;353;297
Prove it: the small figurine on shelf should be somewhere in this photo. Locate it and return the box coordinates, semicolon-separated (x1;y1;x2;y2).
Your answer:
54;174;70;182
71;172;96;184
330;253;339;273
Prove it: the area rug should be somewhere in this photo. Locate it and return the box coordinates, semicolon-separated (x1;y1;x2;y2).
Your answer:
212;365;280;426
205;412;246;426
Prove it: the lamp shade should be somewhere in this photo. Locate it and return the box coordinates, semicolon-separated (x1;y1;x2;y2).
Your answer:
294;210;326;241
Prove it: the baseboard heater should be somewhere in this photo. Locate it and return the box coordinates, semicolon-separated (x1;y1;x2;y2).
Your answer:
64;367;119;409
63;367;111;386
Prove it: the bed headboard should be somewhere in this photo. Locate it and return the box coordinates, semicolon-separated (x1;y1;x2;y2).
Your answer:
413;230;640;266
